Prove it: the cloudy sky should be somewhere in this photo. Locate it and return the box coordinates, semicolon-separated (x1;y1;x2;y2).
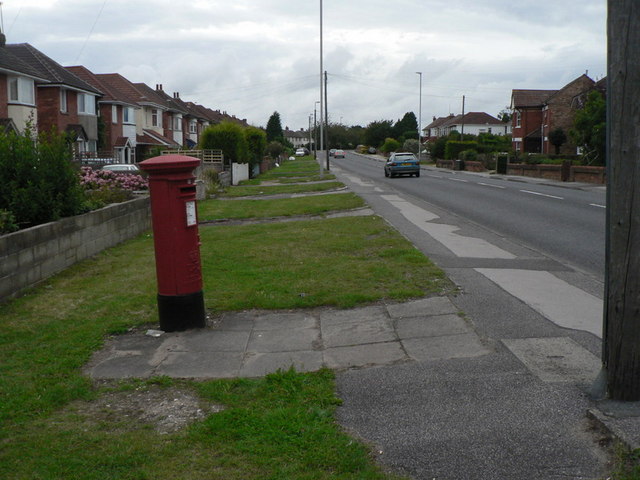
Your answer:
4;0;606;131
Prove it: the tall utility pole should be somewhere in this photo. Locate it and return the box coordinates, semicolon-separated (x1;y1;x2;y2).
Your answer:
319;0;324;154
416;72;422;158
461;95;466;137
603;0;640;401
308;114;312;152
324;70;329;171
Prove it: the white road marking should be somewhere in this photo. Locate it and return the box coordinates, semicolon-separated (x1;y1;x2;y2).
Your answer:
590;203;606;209
381;195;515;259
449;178;469;183
520;190;564;200
476;268;603;338
478;182;506;189
428;174;443;178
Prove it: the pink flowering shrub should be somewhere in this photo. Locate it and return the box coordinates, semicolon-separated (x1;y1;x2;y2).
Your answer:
79;167;148;208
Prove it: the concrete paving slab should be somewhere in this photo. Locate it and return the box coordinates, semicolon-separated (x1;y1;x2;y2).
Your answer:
240;351;323;377
247;327;319;353
90;354;155;379
476;268;603;337
155;351;243;378
319;305;387;326
502;337;601;384
177;329;250;352
215;312;255;331
321;317;395;348
402;333;490;361
386;296;458;318
253;312;317;330
324;342;406;369
395;314;470;339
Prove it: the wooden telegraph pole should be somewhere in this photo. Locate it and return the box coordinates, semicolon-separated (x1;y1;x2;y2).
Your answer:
603;0;640;401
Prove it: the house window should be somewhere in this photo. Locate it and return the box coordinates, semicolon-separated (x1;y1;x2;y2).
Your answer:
112;105;118;123
151;109;159;127
173;115;182;131
8;76;35;105
77;93;96;115
515;110;522;128
189;120;197;134
123;107;134;124
60;89;67;113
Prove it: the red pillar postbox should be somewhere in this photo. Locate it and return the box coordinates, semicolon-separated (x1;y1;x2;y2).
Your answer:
139;154;206;331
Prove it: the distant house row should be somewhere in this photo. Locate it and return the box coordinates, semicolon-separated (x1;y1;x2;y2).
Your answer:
510;73;605;155
422;73;605;157
0;34;248;164
423;112;511;140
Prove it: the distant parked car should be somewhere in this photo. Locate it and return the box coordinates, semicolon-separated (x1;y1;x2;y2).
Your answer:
368;147;377;154
329;149;337;157
384;152;420;178
295;148;306;157
102;164;140;173
333;149;345;158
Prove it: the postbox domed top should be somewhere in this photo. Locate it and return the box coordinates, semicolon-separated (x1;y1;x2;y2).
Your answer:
139;154;201;173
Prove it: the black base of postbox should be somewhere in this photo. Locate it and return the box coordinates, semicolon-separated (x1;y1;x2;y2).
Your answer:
157;291;206;332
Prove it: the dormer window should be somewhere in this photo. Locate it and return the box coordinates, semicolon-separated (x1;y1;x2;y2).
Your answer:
8;76;35;105
151;109;159;127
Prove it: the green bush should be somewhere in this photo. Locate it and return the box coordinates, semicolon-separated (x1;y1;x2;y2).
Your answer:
245;126;267;168
0;209;18;234
200;121;249;166
0;128;85;229
403;139;419;154
445;141;478;160
380;137;400;154
460;149;478;162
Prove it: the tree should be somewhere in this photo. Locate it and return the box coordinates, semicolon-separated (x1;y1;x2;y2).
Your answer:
364;120;393;148
244;126;267;167
571;90;606;165
266;141;284;160
403;138;419;154
548;128;567;154
497;108;512;123
393;112;418;139
265;111;284;143
199;121;248;166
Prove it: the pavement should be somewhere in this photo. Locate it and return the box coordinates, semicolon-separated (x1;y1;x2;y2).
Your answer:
87;159;639;480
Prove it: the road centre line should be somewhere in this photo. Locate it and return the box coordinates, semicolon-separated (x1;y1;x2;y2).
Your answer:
520;189;564;200
449;178;469;182
478;182;506;189
590;203;606;209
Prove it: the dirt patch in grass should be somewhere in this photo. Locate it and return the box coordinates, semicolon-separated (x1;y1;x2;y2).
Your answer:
71;382;224;434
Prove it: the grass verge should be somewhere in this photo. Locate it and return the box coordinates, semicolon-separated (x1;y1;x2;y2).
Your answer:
0;213;449;479
198;193;365;221
220;181;344;198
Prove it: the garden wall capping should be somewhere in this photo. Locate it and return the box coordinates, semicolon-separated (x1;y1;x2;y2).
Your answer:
0;196;151;301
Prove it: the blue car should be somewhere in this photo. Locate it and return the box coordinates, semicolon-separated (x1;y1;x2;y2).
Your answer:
384;152;420;178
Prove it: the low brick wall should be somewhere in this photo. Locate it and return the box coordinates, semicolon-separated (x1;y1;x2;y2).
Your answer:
0;196;151;301
507;163;605;184
571;165;606;184
436;159;454;169
464;161;485;172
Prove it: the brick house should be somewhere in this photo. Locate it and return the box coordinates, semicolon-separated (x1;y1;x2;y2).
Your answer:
6;43;102;157
0;34;48;134
511;74;595;154
65;66;140;164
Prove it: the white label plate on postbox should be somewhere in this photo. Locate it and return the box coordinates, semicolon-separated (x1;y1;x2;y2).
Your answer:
185;201;197;227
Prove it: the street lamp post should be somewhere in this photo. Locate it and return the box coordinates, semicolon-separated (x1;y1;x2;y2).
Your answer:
319;0;324;154
416;71;422;159
314;101;320;159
